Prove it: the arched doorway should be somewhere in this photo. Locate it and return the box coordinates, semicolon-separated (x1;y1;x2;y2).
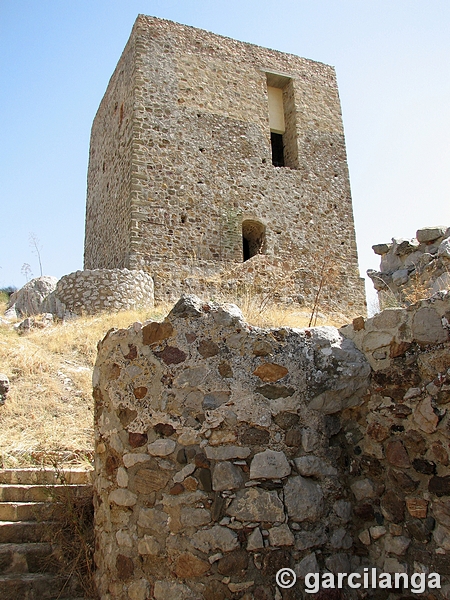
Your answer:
242;220;266;261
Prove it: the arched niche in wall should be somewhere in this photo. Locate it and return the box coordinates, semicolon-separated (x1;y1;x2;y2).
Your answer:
242;219;266;261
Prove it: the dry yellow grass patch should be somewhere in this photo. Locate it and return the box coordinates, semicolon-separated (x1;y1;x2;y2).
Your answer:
0;297;354;467
0;306;168;467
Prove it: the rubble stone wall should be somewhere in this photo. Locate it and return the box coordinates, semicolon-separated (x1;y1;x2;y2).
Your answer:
93;293;450;599
43;269;154;317
368;226;450;308
85;16;365;314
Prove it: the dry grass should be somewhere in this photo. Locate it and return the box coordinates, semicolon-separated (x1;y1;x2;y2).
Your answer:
0;297;352;467
0;306;169;467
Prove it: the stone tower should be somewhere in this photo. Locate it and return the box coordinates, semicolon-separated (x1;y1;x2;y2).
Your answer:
84;15;365;313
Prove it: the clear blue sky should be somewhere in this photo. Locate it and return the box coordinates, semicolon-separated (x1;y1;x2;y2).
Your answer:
1;1;449;303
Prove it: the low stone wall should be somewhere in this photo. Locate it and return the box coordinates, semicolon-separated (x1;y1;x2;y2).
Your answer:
43;269;154;317
368;226;450;308
92;293;450;599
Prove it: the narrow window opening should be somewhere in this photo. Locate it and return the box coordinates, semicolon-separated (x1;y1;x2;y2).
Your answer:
270;132;285;167
265;72;298;169
242;220;266;262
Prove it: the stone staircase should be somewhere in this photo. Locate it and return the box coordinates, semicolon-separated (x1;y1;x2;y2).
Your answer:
0;467;94;600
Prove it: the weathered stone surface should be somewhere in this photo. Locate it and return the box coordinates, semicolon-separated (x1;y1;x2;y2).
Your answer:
227;487;285;522
180;507;211;527
212;461;244;491
138;535;161;555
412;308;447;345
294;455;337;478
351;478;377;501
134;469;170;493
128;579;150;600
284;476;324;522
433;500;450;527
8;276;57;317
384;534;410;555
109;488;137;506
205;446;251;460
148;439;177;456
433;524;450;550
385;439;410;468
295;552;319;579
246;527;264;550
175;553;210;578
268;524;295;546
413;397;439;433
250;449;291;479
416;226;448;243
192;525;240;553
153;580;197;600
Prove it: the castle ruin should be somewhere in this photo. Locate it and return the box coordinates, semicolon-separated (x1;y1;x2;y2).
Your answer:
84;15;365;314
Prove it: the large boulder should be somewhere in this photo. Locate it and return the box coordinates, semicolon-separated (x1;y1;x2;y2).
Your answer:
7;276;57;317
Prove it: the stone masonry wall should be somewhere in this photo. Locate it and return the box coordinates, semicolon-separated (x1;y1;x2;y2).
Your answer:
368;226;450;308
43;269;154;317
93;292;450;599
341;291;450;597
85;16;365;314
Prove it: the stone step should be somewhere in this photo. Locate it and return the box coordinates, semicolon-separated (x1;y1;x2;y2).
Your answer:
0;468;93;486
0;542;59;574
0;502;58;522
0;483;92;503
0;572;83;600
0;521;57;544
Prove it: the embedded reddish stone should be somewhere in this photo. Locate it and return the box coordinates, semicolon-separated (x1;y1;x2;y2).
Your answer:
353;316;365;331
218;361;233;378
381;490;405;523
109;363;121;380
133;386;147;399
285;428;302;447
253;363;288;382
185;333;197;343
169;483;185;495
367;421;389;442
116;554;134;580
406;498;428;519
386;469;418;493
105;453;120;476
390;341;411;358
142;321;174;345
385;440;410;468
194;453;210;468
129;432;148;448
198;339;220;358
154;423;176;437
155;345;186;365
124;344;137;360
175;552;210;578
217;549;249;575
429;442;449;466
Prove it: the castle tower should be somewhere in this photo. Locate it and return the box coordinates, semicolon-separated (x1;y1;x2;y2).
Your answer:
84;15;365;313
